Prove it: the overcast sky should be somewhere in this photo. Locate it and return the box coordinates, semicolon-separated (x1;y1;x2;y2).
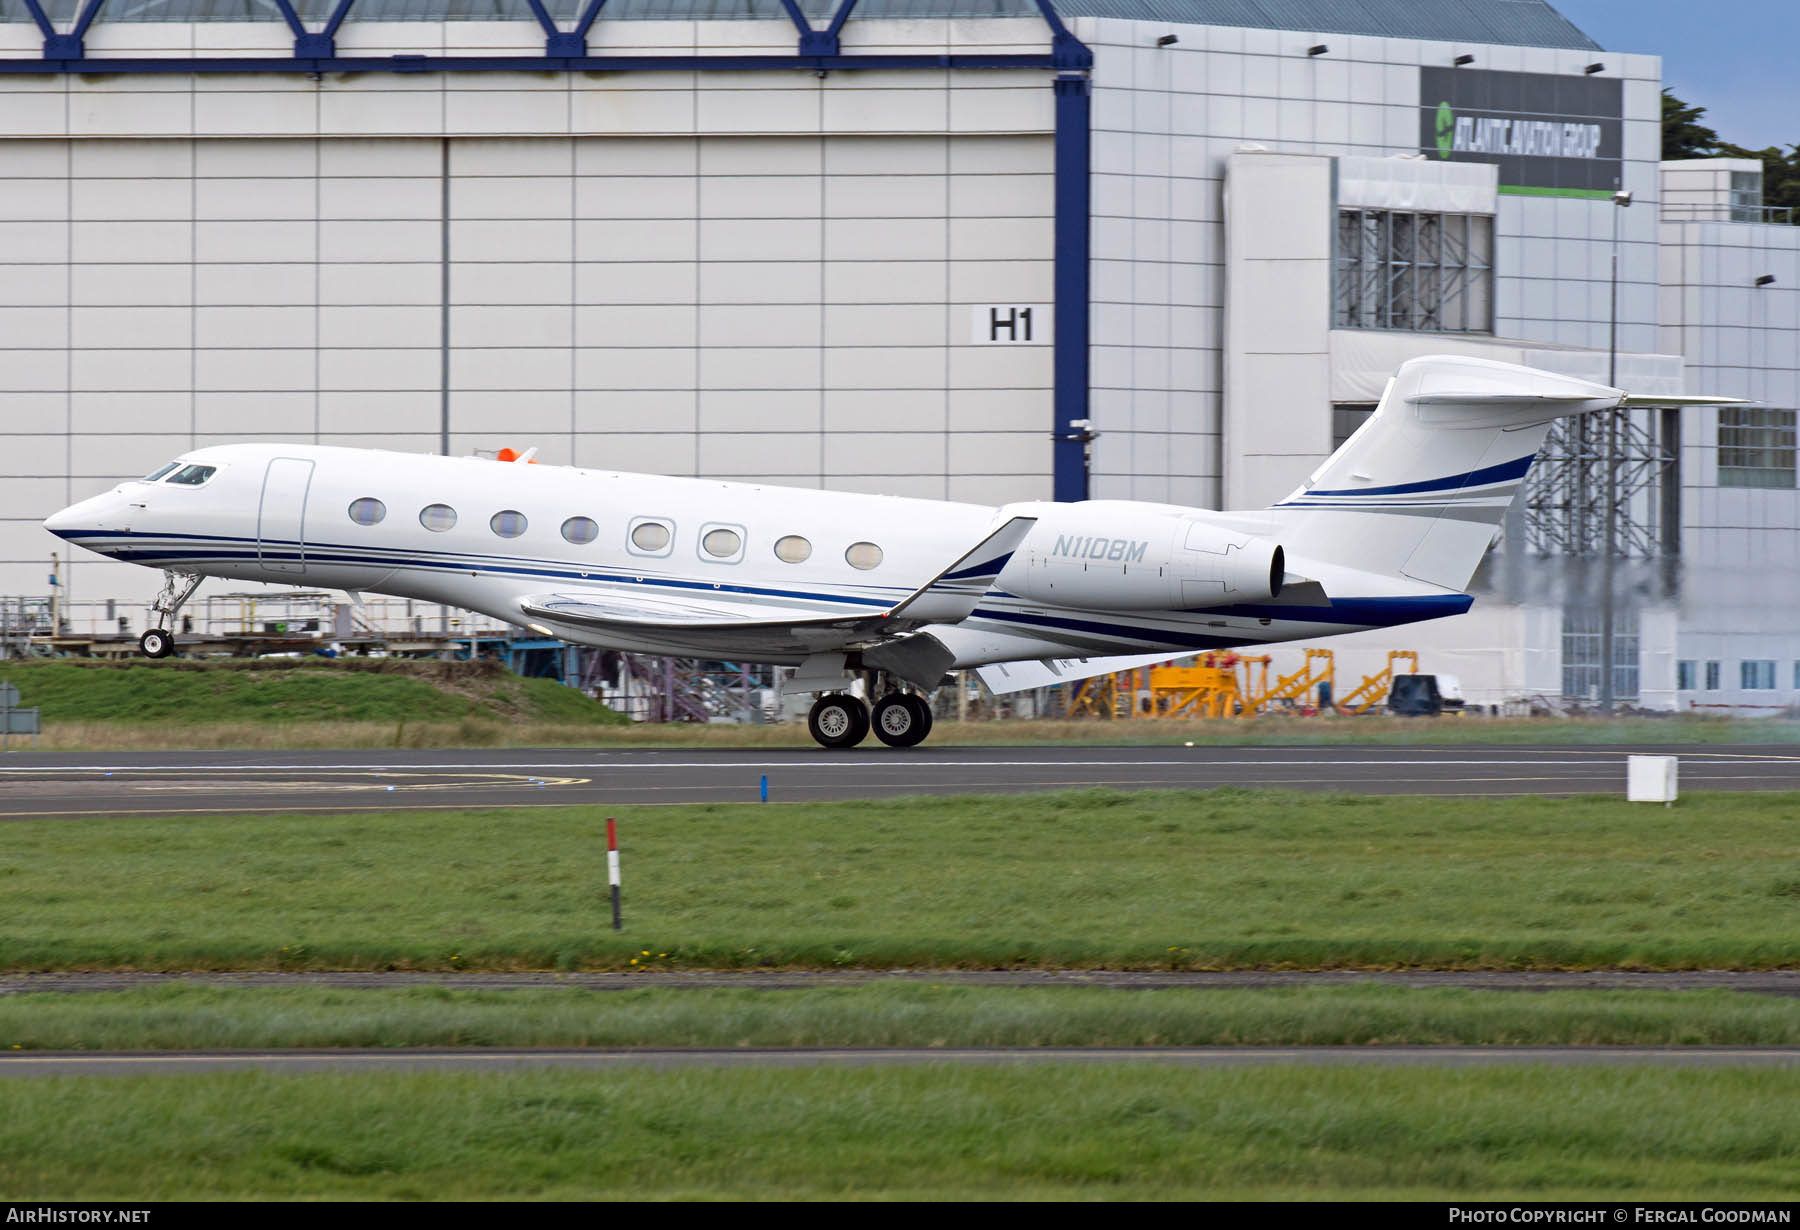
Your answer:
1549;0;1795;152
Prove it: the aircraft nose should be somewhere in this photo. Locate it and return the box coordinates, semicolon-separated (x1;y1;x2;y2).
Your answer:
43;503;82;537
43;492;115;540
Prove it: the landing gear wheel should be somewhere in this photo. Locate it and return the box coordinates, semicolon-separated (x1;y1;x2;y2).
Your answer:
872;693;933;748
140;628;175;659
808;693;870;749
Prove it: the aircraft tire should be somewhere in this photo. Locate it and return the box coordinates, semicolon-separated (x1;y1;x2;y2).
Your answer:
872;692;932;748
808;693;869;749
139;628;175;659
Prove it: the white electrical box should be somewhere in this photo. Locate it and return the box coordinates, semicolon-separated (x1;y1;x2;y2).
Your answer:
1627;755;1678;804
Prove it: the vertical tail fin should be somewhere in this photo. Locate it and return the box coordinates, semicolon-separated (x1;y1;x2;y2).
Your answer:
1262;355;1622;591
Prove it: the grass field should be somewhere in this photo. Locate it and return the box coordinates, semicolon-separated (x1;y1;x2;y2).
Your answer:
3;983;1799;1050
4;657;626;740
9;654;1800;748
2;1066;1796;1200
4;785;1797;1202
4;788;1799;971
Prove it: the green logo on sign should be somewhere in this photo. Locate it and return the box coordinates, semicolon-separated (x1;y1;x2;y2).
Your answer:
1435;101;1455;157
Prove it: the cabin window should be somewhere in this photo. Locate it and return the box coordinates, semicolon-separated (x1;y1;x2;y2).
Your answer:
419;503;458;532
348;498;386;527
165;464;217;487
701;526;744;562
490;510;528;539
143;462;181;482
629;519;672;555
774;535;812;564
561;516;598;545
845;541;883;570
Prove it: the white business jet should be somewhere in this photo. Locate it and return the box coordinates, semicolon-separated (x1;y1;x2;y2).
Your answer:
42;355;1723;749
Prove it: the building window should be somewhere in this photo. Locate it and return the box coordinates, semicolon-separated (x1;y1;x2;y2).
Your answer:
1705;661;1721;691
1562;607;1638;703
1718;407;1796;488
1741;660;1777;690
1730;170;1763;222
1335;209;1493;333
1677;660;1696;691
1331;404;1377;449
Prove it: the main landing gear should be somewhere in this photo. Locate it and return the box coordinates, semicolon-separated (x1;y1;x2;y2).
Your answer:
138;569;203;660
806;690;934;749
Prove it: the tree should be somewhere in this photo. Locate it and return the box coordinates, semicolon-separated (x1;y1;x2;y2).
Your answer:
1662;89;1723;160
1663;89;1798;223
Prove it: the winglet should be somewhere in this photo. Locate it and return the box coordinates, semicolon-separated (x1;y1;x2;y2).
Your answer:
886;514;1036;623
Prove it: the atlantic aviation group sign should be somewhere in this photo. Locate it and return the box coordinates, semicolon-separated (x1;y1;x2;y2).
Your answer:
1418;67;1623;197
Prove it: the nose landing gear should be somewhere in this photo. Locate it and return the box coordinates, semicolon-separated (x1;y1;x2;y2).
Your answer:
139;570;203;659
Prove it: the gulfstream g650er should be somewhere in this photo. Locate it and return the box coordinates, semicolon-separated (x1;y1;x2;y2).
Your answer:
44;355;1721;749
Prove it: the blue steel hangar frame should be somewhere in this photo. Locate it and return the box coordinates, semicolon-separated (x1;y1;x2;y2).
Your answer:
1;0;1096;502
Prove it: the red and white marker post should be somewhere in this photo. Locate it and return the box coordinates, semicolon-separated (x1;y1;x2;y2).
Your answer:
606;817;622;931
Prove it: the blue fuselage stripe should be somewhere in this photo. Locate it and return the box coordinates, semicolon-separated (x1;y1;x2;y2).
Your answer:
57;529;1473;641
1303;454;1534;498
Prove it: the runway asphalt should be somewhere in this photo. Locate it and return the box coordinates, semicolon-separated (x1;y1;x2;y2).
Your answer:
2;743;1799;817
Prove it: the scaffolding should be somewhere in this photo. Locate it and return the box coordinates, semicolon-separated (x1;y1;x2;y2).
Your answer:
574;650;775;725
0;596;55;660
1520;409;1672;561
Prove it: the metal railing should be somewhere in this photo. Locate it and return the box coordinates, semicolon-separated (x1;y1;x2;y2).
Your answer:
1661;202;1796;224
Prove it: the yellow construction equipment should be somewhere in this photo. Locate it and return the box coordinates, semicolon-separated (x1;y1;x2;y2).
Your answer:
1242;647;1335;715
1080;648;1420;721
1066;666;1153;719
1335;650;1419;714
1150;652;1249;718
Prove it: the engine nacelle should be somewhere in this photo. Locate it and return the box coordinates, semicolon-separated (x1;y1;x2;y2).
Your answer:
1004;504;1285;611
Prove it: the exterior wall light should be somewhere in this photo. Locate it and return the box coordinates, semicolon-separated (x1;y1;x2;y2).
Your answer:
1454;54;1475;66
1584;62;1605;74
1156;34;1178;47
1308;44;1328;56
1756;275;1777;287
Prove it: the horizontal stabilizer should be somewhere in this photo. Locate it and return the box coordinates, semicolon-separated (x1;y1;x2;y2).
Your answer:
1620;394;1748;407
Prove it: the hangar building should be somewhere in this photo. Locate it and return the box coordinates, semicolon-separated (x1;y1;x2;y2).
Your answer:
3;0;1796;710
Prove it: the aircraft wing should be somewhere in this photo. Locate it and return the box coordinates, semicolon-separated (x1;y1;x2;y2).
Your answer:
518;515;1037;658
518;589;892;657
886;515;1036;622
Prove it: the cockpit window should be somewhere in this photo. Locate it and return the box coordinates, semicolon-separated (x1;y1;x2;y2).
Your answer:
143;462;181;482
165;465;217;486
